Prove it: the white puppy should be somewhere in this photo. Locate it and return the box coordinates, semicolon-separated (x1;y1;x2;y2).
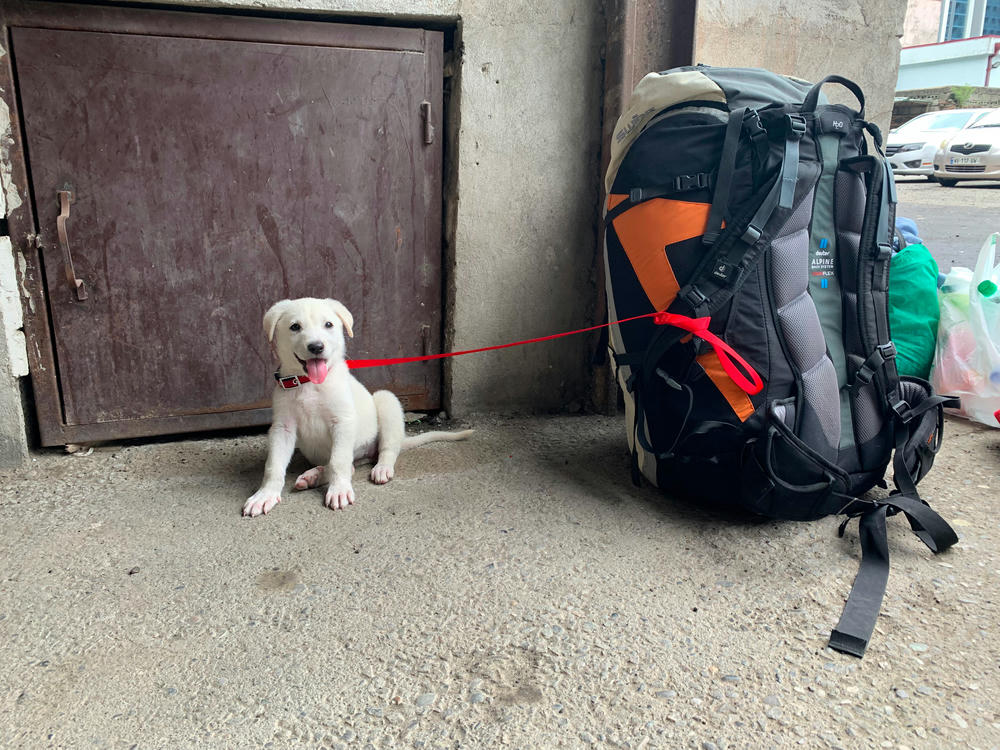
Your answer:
243;297;472;517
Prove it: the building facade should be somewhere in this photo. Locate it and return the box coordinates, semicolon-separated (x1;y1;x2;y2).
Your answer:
941;0;1000;40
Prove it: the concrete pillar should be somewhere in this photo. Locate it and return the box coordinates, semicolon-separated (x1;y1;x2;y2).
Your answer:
694;0;909;136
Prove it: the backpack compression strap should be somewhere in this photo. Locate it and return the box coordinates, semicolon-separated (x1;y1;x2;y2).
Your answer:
616;312;764;484
829;493;957;657
829;402;959;658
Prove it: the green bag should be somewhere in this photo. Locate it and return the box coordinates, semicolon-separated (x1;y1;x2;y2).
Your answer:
888;242;940;379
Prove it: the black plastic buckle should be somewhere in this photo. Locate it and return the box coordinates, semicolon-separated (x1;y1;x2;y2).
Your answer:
746;110;767;140
680;285;709;310
629;187;644;203
674;173;710;192
891;399;911;420
742;223;763;244
876;243;893;261
855;365;875;385
878;342;897;360
785;114;807;140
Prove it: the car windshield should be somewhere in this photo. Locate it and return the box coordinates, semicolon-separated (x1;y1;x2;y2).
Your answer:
970;110;1000;128
896;111;975;134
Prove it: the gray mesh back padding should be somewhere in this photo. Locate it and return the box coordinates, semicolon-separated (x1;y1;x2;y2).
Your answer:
852;381;882;444
769;236;810;309
836;171;866;357
836;169;886;459
770;190;840;460
781;295;830;366
773;402;796;428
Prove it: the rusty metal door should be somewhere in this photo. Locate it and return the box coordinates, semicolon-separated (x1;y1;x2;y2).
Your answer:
1;2;443;445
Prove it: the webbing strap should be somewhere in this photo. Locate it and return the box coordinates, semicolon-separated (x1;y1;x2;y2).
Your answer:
740;171;783;245
895;392;960;425
829;504;889;657
605;173;716;223
654;313;763;394
886;491;959;554
703;107;747;246
852;343;896;389
779;115;805;209
829;492;957;657
830;418;958;658
882;155;897;205
738;117;809;247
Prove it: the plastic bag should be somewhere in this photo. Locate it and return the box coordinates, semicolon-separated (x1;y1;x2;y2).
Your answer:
888;242;940;379
931;233;1000;426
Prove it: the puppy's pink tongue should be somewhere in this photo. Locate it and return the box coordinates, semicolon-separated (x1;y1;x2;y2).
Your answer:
306;358;328;384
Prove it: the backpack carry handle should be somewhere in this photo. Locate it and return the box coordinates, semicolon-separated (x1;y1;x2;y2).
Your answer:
801;75;865;117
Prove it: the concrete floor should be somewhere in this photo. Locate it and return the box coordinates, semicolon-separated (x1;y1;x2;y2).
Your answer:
0;413;998;749
895;179;1000;272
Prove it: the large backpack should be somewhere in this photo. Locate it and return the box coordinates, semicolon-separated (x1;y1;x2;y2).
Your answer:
603;65;959;658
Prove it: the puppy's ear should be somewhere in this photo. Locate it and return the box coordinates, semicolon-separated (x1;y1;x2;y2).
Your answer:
263;299;293;342
326;299;354;338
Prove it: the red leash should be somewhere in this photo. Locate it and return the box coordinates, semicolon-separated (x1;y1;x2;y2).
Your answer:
347;311;763;395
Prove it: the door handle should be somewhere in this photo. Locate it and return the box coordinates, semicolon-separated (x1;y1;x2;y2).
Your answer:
56;190;87;301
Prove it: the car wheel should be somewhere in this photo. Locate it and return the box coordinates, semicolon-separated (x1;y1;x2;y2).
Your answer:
938;179;959;188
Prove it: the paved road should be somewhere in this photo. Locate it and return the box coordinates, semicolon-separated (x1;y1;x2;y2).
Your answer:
894;176;1000;272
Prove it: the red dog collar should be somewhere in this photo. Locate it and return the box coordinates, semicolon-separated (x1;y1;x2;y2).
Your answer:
274;371;311;389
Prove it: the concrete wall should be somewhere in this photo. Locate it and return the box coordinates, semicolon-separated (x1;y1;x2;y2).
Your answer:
694;0;909;135
0;0;608;461
0;0;921;461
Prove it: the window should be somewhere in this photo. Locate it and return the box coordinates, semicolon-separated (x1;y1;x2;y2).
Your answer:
896;111;977;134
945;0;969;40
984;0;1000;35
970;110;1000;128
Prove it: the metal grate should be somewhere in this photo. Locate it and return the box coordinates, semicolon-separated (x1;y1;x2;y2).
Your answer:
945;165;987;173
949;143;989;155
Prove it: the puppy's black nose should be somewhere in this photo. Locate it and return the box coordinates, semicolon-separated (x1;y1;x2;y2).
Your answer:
307;341;325;355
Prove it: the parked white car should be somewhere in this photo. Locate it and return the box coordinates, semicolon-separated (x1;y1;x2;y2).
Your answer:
933;108;1000;187
887;109;993;179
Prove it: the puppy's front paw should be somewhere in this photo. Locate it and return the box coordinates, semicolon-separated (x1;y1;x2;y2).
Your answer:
325;482;355;510
243;490;282;517
370;463;394;485
294;466;325;490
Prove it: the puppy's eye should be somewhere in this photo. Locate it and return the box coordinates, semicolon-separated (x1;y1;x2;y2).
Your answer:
289;323;301;332
324;321;334;329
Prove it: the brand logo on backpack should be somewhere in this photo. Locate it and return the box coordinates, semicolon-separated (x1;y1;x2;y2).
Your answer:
811;238;835;286
820;111;851;135
712;261;737;283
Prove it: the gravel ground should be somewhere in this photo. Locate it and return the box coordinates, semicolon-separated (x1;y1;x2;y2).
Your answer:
0;414;997;749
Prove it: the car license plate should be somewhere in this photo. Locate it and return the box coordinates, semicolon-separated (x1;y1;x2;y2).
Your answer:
950;156;982;165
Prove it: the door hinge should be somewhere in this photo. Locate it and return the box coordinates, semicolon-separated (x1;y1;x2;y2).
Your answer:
420;100;435;145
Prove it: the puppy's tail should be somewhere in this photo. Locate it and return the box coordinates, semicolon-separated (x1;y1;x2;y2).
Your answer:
401;429;474;451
